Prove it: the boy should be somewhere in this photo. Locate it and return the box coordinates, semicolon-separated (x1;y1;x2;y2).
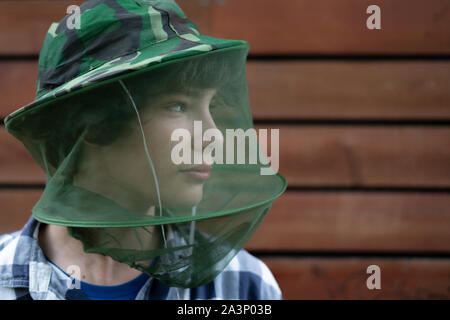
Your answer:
0;0;286;300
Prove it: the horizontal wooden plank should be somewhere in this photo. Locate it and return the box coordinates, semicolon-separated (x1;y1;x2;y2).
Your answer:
261;257;450;299
269;125;450;187
1;126;450;187
0;1;81;56
0;189;42;235
247;61;450;120
2;60;450;120
2;190;449;253
209;0;450;55
0;128;45;184
0;61;38;118
247;191;450;253
0;0;449;55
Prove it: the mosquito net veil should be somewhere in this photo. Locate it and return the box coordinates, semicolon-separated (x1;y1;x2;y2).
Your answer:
6;45;286;288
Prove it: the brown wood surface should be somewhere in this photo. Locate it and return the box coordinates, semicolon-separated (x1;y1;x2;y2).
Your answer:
261;257;450;299
2;60;450;120
0;0;449;55
0;127;45;184
247;61;450;120
270;125;450;187
2;189;449;253
0;1;84;56
248;191;450;253
208;0;450;55
0;189;42;235
2;126;450;187
0;61;38;118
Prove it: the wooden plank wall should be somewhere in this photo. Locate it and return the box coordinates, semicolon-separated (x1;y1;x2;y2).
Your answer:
1;0;449;299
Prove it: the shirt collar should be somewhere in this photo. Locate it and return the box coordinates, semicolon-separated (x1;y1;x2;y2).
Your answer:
1;216;55;299
4;216;174;300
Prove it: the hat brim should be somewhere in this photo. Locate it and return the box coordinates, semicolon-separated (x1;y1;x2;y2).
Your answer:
4;35;249;130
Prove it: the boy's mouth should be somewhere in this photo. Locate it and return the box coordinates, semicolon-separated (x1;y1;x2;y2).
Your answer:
179;164;212;182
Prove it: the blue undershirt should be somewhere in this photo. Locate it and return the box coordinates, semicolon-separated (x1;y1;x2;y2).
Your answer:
44;254;150;300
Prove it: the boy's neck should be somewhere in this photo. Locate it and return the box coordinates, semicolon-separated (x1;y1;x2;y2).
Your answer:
38;223;143;286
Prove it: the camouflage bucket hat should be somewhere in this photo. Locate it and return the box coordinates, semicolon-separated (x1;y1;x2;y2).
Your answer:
4;0;248;128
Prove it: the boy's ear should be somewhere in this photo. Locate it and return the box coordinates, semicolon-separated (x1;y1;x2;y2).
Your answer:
83;123;111;146
82;138;98;148
83;130;100;147
82;126;103;148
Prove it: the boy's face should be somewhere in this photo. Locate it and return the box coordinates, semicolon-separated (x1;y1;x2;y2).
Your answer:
82;87;220;214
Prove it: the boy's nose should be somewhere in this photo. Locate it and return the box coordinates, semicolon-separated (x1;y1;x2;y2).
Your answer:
199;107;224;149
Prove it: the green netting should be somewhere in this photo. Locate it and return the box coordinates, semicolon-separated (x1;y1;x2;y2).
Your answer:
4;2;286;288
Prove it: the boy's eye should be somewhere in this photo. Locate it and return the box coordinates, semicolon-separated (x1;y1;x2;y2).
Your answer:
166;104;186;113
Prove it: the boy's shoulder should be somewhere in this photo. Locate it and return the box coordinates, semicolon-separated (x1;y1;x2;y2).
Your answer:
0;230;22;265
210;249;282;300
0;230;32;300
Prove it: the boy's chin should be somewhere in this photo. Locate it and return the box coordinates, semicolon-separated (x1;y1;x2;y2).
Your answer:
163;187;204;212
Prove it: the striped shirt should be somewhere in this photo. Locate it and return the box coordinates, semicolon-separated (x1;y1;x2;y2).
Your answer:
0;217;282;300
